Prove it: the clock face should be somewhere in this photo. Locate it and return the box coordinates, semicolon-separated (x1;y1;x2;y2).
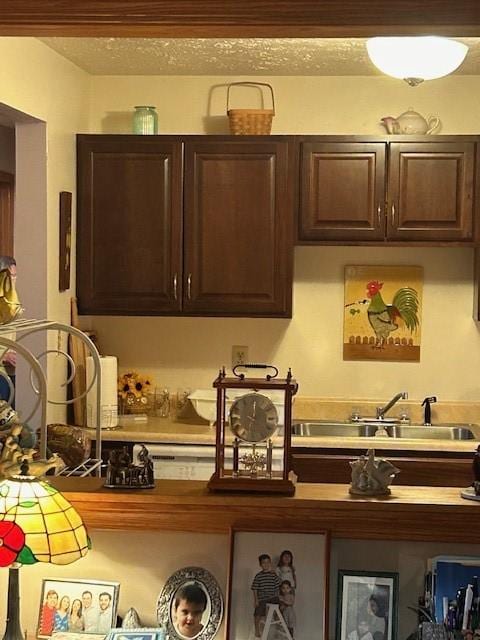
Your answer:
229;392;279;443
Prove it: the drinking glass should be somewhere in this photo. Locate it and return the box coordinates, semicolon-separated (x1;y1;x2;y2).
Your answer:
155;387;170;418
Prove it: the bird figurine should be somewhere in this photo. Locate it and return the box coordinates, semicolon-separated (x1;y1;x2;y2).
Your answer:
366;280;419;348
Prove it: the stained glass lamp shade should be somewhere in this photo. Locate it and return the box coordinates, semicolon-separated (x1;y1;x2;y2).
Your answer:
0;475;90;640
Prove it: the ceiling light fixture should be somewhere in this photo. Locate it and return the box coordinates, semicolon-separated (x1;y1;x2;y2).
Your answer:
366;36;468;86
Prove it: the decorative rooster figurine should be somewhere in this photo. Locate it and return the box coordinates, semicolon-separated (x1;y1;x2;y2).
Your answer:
366;280;419;347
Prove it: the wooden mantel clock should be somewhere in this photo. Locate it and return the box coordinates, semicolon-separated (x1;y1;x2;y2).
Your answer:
207;364;298;495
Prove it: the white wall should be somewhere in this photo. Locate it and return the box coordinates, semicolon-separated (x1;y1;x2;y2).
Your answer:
86;74;480;136
88;246;479;402
0;37;90;421
83;73;480;403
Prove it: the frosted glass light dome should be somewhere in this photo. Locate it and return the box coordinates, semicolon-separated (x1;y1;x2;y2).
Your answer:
366;36;468;86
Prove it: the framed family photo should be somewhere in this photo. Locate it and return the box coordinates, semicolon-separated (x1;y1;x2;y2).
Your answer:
336;571;398;640
37;578;120;639
227;526;329;640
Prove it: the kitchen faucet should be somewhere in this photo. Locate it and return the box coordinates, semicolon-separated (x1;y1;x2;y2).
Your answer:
376;392;408;419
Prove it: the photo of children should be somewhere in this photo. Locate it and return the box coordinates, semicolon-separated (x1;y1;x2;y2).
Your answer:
228;530;328;640
37;579;120;639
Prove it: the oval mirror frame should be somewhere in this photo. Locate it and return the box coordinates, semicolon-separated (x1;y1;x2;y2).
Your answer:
156;566;223;640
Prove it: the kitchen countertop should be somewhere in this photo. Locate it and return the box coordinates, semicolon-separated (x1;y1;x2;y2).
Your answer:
87;411;480;454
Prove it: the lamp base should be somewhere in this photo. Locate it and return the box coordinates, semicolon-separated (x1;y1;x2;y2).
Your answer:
2;565;24;640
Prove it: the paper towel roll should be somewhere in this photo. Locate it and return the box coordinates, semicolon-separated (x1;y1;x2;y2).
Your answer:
86;355;118;429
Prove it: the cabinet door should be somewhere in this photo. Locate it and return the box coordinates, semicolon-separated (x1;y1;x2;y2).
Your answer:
183;139;294;317
299;141;387;242
77;136;183;315
388;142;474;241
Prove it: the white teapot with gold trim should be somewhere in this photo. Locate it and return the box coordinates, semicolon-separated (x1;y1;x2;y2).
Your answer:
381;108;441;135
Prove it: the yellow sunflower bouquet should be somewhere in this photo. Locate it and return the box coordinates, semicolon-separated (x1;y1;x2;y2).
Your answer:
118;371;154;413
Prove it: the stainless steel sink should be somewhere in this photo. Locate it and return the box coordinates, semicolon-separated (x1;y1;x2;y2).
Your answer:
292;420;475;440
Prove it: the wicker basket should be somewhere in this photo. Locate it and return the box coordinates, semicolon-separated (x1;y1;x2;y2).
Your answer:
227;82;275;135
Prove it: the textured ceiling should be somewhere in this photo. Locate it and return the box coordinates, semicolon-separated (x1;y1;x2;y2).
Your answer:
38;37;480;76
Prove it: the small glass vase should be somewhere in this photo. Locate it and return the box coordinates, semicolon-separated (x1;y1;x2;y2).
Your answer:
132;106;158;135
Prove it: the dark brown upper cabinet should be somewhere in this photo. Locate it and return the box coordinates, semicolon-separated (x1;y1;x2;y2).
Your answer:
388;141;474;241
77;135;183;315
183;138;294;316
77;135;294;317
298;137;476;244
299;141;386;242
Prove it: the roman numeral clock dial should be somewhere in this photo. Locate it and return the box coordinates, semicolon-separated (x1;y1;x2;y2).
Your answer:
229;392;279;443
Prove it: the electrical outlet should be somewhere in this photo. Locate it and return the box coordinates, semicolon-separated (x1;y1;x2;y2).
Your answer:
232;345;248;368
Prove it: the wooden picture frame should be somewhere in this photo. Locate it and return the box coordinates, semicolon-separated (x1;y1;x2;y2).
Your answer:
227;525;330;640
59;191;72;291
37;577;120;638
336;570;399;640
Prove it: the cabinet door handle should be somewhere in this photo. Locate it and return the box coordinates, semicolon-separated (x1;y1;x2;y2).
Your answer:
173;274;177;300
391;203;396;225
187;273;192;300
377;204;382;226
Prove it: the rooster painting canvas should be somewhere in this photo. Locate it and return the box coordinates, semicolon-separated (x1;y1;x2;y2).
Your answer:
344;266;423;362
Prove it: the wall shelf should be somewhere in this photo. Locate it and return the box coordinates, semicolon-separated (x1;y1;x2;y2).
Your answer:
50;477;480;543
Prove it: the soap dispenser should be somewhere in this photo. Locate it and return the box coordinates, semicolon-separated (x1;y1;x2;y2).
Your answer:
421;396;437;426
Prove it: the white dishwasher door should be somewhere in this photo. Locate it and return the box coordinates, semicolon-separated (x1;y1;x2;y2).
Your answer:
135;443;284;481
134;444;216;480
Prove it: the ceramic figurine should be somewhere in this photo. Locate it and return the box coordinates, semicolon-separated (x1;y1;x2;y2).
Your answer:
0;400;38;450
0;424;65;479
349;449;400;496
0;256;23;324
122;607;142;629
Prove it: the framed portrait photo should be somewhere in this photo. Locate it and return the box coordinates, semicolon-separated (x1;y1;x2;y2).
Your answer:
37;578;120;639
156;566;224;640
59;190;72;292
336;571;399;640
227;526;330;640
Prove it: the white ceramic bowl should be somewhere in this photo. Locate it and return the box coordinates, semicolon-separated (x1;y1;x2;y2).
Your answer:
188;389;286;426
187;390;222;425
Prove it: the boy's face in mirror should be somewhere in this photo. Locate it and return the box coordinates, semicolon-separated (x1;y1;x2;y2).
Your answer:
175;598;204;638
